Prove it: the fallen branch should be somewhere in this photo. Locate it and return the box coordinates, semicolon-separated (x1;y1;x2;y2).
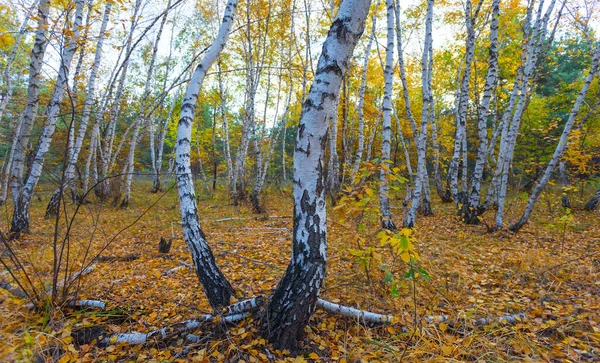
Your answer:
211;216;291;223
316;299;394;324
99;298;264;345
96;254;139;263
0;280;27;299
57;264;97;289
68;299;106;310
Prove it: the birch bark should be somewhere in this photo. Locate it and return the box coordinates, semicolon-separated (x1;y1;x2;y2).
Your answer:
406;0;434;228
261;0;370;349
46;1;112;217
463;0;500;224
350;11;377;185
121;0;171;207
8;0;50;234
379;0;396;230
510;44;600;232
0;4;37;205
175;0;238;310
12;0;84;233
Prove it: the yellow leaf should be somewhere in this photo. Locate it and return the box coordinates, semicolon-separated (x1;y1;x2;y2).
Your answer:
439;323;448;332
441;345;453;356
400;252;410;263
309;352;320;359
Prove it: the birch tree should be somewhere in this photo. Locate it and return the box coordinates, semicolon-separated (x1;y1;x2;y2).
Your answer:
9;0;69;234
492;0;557;229
379;0;396;230
406;0;434;228
175;0;238;310
45;0;112;218
350;8;377;185
463;0;500;224
0;3;36;206
121;0;171;208
510;43;600;232
260;0;370;349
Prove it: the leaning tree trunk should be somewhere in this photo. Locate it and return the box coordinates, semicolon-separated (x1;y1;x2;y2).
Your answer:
0;3;35;206
510;44;600;232
175;0;238;310
379;0;396;230
406;0;434;228
463;0;499;224
46;1;112;218
585;188;600;211
260;0;370;350
13;0;83;234
9;0;50;234
494;0;556;229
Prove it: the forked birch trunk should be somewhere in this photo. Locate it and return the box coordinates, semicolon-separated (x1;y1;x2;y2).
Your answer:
261;0;370;349
463;0;499;224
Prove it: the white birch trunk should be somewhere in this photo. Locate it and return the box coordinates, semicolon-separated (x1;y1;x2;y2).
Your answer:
350;13;376;185
449;0;479;205
510;44;599;232
98;0;142;199
12;0;84;233
175;0;238;310
46;1;112;217
122;0;170;207
8;0;50;234
261;0;370;349
494;0;556;229
463;0;500;224
0;4;37;205
217;58;233;191
379;0;396;230
406;0;434;228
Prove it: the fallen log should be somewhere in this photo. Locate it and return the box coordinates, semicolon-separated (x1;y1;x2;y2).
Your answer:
98;297;264;346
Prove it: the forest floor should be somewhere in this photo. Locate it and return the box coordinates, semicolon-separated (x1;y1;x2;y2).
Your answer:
1;180;599;362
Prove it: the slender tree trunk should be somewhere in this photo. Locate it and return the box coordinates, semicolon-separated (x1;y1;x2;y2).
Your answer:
46;1;112;217
98;0;142;200
350;12;376;185
260;0;369;349
406;0;434;228
448;0;480;205
495;0;556;229
510;44;599;232
0;3;37;206
585;188;600;211
463;0;500;224
559;161;570;209
379;0;396;230
12;0;84;234
122;0;171;207
217;58;234;193
175;0;237;310
9;0;50;234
